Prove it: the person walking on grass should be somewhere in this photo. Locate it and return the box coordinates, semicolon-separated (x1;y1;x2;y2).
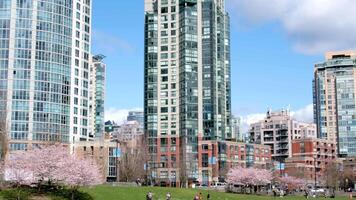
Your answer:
166;192;171;200
199;192;203;200
146;191;153;200
304;189;309;199
348;188;353;200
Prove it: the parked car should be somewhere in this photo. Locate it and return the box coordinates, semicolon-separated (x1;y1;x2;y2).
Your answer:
310;188;325;193
211;182;227;188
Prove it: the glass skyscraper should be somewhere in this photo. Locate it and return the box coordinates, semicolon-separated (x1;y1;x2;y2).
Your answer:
313;51;356;158
0;0;93;150
89;55;106;138
144;0;231;186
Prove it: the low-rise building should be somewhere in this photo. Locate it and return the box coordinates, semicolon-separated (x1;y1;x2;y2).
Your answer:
285;138;337;185
151;140;271;187
74;139;118;182
197;141;271;186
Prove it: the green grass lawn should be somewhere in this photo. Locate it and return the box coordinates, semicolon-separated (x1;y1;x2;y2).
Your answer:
82;185;346;200
0;185;348;200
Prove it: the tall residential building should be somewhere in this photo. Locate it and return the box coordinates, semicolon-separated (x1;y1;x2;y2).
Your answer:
89;55;106;138
144;0;231;186
249;109;317;162
0;0;93;150
313;51;356;158
231;116;243;142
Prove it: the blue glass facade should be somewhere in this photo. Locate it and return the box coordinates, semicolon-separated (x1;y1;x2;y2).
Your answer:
0;0;92;150
314;53;356;157
0;0;11;115
90;55;105;138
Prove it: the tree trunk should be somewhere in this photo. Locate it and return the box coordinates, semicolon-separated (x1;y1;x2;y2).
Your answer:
16;184;21;200
71;190;75;200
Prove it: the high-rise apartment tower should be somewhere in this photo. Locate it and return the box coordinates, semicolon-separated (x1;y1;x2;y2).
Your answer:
313;51;356;158
0;0;93;150
89;54;106;139
144;0;231;186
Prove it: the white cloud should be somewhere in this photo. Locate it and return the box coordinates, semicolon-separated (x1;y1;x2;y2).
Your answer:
228;0;356;54
239;113;266;134
290;104;314;123
238;104;314;133
105;107;142;125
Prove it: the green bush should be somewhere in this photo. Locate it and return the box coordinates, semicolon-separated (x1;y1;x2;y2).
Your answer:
1;189;31;200
47;188;93;200
0;186;93;200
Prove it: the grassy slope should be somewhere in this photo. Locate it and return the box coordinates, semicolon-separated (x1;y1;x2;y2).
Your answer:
82;185;345;200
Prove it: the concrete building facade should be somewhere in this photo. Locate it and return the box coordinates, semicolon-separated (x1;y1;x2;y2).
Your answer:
249;109;317;162
113;121;144;149
73;139;118;182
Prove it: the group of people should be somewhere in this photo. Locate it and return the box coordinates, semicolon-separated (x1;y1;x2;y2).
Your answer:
272;187;285;197
193;192;210;200
146;191;211;200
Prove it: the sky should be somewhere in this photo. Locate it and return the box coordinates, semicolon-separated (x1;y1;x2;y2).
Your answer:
92;0;356;129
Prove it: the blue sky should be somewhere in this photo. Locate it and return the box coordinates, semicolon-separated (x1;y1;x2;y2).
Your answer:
92;0;356;124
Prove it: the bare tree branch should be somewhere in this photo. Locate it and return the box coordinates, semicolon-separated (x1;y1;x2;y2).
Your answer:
0;107;8;161
119;135;148;182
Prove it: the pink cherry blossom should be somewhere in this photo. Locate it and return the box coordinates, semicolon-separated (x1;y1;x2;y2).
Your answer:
3;145;103;188
278;176;305;189
227;166;273;186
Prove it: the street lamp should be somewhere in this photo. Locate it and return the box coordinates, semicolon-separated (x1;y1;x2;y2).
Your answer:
314;155;317;189
114;139;121;182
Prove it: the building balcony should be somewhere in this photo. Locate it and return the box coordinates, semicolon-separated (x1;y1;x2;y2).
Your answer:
179;0;197;6
276;145;288;150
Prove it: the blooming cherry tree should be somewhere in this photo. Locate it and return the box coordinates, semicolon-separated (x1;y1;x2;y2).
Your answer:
28;145;70;186
227;166;273;187
4;150;34;186
61;155;103;187
3;145;103;196
279;176;305;190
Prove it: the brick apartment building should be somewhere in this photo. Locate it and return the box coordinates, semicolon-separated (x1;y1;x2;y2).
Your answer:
285;138;337;185
151;140;271;187
198;141;272;186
